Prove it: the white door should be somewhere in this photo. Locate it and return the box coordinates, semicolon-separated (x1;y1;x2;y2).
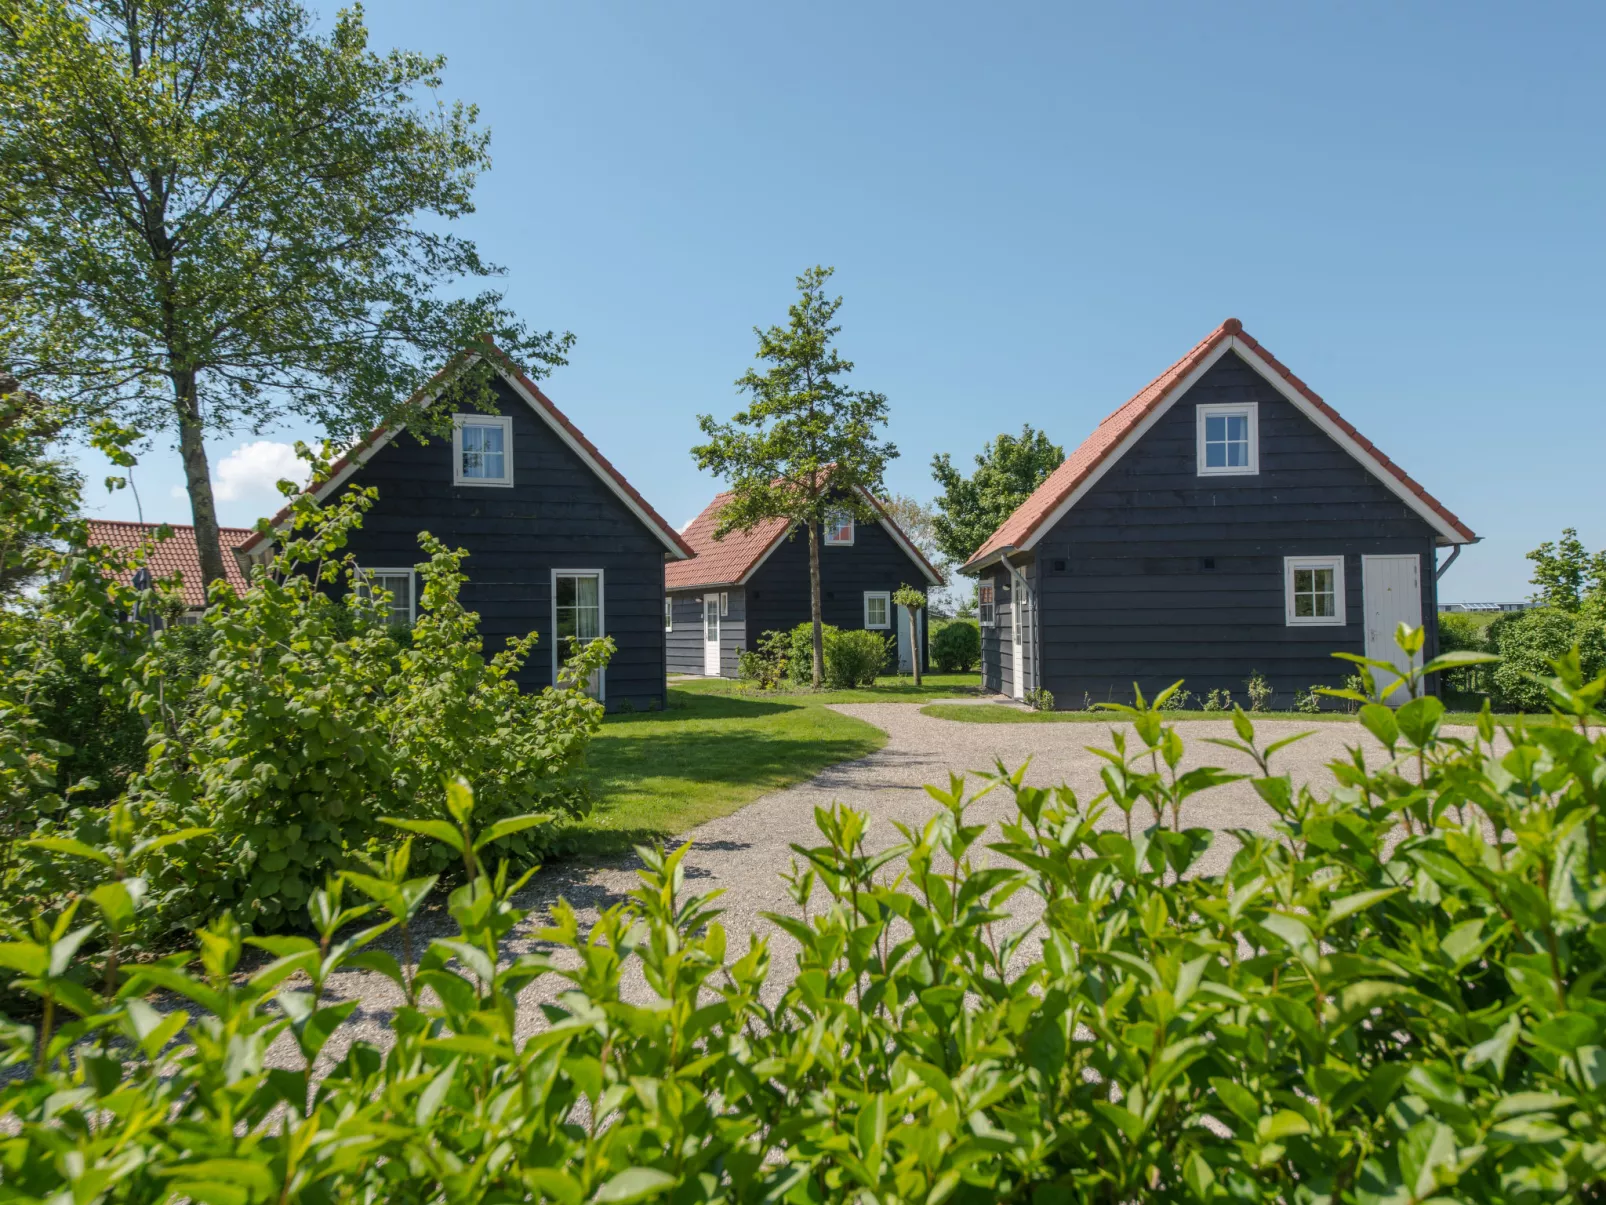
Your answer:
702;593;721;676
896;605;923;673
1010;593;1025;699
1363;555;1422;705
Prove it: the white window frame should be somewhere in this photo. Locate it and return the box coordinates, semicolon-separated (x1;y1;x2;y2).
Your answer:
1284;555;1346;627
452;413;514;487
863;591;891;630
664;596;673;633
551;568;606;700
1196;402;1259;477
978;582;996;627
719;591;729;617
824;510;855;545
355;567;416;626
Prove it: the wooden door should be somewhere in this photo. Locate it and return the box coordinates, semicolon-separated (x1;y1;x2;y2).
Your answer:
1363;555;1421;705
702;593;721;676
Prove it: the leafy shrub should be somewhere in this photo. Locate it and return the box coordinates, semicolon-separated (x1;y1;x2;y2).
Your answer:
1158;686;1195;711
1201;686;1233;712
1244;669;1272;711
5;637;1606;1201
1294;685;1324;713
1023;685;1054;711
1437;611;1491;698
785;622;888;688
931;617;980;672
1487;606;1606;712
737;629;789;689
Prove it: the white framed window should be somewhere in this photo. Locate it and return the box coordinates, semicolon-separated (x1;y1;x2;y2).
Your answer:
1284;555;1346;626
453;413;514;487
355;567;415;627
1196;402;1258;476
552;569;605;698
664;596;673;632
978;582;995;627
719;591;729;617
824;510;855;545
863;591;891;630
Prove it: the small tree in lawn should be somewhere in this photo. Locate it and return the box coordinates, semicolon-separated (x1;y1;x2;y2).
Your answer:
0;0;570;591
694;266;896;689
892;584;925;686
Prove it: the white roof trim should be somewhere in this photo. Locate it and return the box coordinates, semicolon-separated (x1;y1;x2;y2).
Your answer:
1016;339;1236;557
248;355;690;560
1015;337;1469;557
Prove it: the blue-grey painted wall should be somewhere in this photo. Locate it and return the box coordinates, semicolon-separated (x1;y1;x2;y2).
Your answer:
998;350;1443;709
323;377;672;711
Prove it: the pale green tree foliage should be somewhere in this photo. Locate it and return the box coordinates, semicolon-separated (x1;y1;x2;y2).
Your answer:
1527;527;1606;614
0;0;571;589
694;267;896;688
930;424;1063;565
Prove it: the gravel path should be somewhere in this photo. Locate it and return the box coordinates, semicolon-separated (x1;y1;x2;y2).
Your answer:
294;706;1409;1066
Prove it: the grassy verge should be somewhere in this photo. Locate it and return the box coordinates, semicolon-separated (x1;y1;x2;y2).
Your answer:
561;673;982;859
919;703;1590;728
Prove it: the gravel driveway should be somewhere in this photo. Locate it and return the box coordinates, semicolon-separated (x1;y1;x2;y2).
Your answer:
296;705;1406;1066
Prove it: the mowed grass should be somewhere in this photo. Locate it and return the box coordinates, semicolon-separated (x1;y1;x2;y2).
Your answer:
562;673;983;858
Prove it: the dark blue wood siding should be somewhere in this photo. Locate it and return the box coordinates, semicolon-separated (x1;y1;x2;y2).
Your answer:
742;519;931;673
666;588;746;676
326;377;670;711
1027;350;1442;709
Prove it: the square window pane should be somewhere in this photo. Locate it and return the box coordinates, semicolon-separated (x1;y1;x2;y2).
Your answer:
1206;415;1226;442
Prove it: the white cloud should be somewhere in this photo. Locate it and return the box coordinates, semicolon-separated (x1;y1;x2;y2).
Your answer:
212;440;308;502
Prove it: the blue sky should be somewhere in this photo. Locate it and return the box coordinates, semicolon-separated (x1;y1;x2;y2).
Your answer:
74;1;1605;600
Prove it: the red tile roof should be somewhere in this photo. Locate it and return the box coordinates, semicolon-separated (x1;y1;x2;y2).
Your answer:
84;520;255;607
238;342;693;561
963;318;1475;570
665;488;945;591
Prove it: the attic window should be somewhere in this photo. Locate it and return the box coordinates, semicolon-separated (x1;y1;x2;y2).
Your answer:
824;510;854;545
453;414;513;487
1197;403;1258;477
978;583;995;627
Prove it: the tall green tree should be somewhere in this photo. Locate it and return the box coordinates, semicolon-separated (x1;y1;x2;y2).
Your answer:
0;0;570;589
693;266;896;688
1526;526;1606;614
0;376;79;597
930;424;1063;565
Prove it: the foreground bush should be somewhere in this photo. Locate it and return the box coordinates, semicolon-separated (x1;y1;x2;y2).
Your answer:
785;621;888;688
3;632;1604;1201
931;616;980;671
1488;606;1606;712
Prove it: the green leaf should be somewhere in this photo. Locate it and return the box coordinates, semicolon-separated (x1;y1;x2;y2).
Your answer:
1184;1151;1216;1202
1327;887;1402;926
473;812;551;851
591;1167;678;1203
22;836;111;866
379;817;464;854
89;879;145;934
416;1057;458;1126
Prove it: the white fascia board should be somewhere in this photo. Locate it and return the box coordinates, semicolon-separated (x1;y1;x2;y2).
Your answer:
495;364;690;560
1224;337;1469;546
1019;339;1237;553
859;487;944;586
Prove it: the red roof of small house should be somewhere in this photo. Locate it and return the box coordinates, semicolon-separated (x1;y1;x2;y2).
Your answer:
84;520;256;607
665;487;944;591
962;318;1475;571
237;342;693;561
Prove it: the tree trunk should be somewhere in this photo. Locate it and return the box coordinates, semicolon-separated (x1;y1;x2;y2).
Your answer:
907;605;922;687
173;371;228;592
807;518;824;689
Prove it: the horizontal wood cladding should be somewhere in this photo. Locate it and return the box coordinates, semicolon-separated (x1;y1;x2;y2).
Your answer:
1028;350;1441;708
665;588;746;677
740;518;931;671
326;376;670;710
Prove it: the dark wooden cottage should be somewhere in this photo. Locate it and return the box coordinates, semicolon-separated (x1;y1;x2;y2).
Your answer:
961;319;1476;709
665;489;944;678
238;347;694;711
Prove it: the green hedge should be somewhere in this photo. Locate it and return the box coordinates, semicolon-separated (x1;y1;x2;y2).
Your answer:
931;617;980;672
783;621;889;688
4;640;1604;1200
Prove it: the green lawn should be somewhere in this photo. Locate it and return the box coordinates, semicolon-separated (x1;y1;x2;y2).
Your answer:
560;673;983;858
920;702;1588;728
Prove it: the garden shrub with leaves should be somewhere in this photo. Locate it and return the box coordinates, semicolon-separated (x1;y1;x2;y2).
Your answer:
931;616;980;672
1487;606;1606;713
6;628;1606;1201
785;621;888;688
738;629;791;689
